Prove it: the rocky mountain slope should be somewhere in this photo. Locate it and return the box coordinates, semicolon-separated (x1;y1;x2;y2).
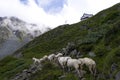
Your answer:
0;17;49;59
0;3;120;80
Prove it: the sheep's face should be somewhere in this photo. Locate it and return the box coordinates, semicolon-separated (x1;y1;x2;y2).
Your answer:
32;57;35;60
44;56;48;59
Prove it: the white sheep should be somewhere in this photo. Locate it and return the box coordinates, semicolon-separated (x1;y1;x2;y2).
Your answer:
55;53;63;58
53;53;63;63
48;54;56;62
32;57;41;64
39;55;47;63
57;56;71;71
66;58;83;78
42;55;48;60
78;57;96;76
32;55;48;64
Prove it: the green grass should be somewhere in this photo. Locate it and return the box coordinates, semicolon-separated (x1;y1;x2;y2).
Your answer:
0;56;32;80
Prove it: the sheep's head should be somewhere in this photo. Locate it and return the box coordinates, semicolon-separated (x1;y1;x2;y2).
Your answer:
78;58;85;65
32;57;35;60
32;57;37;61
43;55;48;60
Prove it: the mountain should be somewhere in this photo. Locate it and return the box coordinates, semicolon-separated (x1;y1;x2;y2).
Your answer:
0;17;49;59
0;3;120;80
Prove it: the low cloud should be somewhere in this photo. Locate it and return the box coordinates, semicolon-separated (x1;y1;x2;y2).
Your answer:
0;0;119;28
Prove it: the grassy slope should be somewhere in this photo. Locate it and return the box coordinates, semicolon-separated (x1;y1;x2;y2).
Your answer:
0;3;120;80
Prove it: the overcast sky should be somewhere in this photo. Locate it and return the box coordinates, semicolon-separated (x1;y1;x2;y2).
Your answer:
0;0;119;28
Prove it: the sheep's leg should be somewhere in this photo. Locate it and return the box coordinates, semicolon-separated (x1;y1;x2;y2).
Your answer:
62;63;66;72
75;65;82;78
56;60;62;69
35;61;39;65
33;61;36;65
92;65;96;77
66;66;69;72
64;65;68;72
94;68;96;76
63;66;68;75
76;69;82;79
61;64;66;74
58;64;63;70
68;67;72;72
78;64;83;77
63;62;68;72
80;65;83;70
69;67;71;72
89;66;93;75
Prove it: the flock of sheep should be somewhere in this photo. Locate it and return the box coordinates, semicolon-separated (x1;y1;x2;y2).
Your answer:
32;52;96;79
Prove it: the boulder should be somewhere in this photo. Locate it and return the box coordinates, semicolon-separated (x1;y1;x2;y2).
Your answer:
62;42;76;56
58;75;66;80
66;42;76;52
70;49;78;57
62;48;68;55
13;52;23;58
111;63;118;72
97;73;106;80
88;52;96;57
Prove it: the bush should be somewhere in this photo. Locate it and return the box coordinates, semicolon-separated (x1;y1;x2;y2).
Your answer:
94;42;108;57
103;47;120;74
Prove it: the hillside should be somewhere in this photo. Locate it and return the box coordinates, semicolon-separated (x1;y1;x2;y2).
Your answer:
0;3;120;80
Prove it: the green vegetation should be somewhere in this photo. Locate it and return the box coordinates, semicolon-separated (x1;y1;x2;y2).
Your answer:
0;3;120;80
0;56;31;80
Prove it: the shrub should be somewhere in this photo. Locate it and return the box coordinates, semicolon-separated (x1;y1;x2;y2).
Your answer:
94;42;108;57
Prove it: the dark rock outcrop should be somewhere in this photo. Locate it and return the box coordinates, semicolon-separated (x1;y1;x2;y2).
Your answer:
61;42;82;58
11;63;41;80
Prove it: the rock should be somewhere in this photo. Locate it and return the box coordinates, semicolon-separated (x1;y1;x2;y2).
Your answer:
62;42;76;56
111;63;118;73
21;71;28;80
88;52;96;57
13;52;23;58
115;71;120;80
81;78;86;80
76;51;84;58
66;42;76;52
58;75;66;80
70;49;78;57
62;48;68;55
97;73;106;80
11;63;42;80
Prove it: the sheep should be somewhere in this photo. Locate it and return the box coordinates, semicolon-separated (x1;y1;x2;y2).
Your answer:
57;56;72;72
66;58;83;78
32;57;41;64
47;54;56;62
36;55;48;68
55;53;63;58
39;55;48;63
53;53;63;63
78;57;96;76
42;55;48;61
